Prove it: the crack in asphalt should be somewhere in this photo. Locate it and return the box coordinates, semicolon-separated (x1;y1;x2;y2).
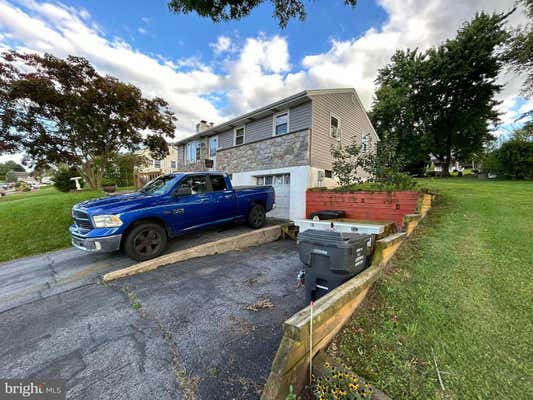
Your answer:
114;284;196;400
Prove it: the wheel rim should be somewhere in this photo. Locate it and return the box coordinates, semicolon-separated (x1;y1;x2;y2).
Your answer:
252;208;265;226
133;228;161;257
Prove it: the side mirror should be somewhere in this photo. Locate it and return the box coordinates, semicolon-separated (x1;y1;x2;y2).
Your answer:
174;187;192;197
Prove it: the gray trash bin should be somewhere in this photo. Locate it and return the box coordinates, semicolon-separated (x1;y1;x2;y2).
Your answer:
297;229;369;303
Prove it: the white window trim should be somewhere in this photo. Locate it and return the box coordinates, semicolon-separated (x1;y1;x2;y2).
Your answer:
208;135;219;158
234;126;246;146
330;112;341;139
185;140;202;162
272;109;290;136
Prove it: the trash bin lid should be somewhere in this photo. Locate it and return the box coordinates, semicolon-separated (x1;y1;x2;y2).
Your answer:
297;229;369;248
308;209;346;220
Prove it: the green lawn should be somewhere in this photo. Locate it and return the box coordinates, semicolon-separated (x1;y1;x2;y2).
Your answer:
336;178;533;399
0;187;103;262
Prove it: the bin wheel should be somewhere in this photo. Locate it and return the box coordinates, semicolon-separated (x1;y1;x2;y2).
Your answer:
123;222;167;261
247;204;266;229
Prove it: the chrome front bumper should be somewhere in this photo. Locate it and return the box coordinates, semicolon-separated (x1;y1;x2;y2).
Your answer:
71;233;122;253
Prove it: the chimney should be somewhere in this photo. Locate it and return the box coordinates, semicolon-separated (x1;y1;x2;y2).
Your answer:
196;120;210;133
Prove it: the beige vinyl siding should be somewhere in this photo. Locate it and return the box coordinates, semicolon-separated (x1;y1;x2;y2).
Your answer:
245;114;272;142
217;128;234;149
289;101;312;132
213;100;312;150
309;92;378;170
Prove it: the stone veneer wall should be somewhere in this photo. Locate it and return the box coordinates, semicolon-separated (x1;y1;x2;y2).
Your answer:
216;129;310;174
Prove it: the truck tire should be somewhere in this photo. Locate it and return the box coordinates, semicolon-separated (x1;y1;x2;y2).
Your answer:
123;222;167;261
247;204;266;229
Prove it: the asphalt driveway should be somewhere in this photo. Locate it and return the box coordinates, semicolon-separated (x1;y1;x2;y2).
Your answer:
0;239;304;399
0;221;276;313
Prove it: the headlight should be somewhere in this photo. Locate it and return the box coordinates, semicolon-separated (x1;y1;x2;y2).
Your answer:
92;215;123;228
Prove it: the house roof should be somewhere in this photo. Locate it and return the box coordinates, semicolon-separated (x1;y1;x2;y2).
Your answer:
175;88;361;145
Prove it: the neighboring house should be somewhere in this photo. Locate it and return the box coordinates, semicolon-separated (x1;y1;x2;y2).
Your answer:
429;154;476;174
174;88;379;220
136;145;180;174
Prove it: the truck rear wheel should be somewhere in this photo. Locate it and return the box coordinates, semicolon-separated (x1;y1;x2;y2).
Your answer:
247;204;266;229
123;222;167;261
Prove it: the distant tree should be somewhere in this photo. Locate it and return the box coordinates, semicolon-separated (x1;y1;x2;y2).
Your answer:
504;0;533;99
371;13;509;176
511;120;533;142
168;0;357;28
496;139;533;179
0;52;176;190
0;160;25;180
5;170;17;183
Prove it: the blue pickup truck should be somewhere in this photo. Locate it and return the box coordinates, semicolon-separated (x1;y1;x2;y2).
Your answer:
70;172;275;260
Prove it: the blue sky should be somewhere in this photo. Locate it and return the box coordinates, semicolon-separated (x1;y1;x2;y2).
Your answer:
67;0;388;63
0;0;530;165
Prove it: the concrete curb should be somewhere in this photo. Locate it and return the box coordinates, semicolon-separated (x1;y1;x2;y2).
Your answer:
102;225;282;282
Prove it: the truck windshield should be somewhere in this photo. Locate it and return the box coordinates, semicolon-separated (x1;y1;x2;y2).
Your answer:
139;175;177;195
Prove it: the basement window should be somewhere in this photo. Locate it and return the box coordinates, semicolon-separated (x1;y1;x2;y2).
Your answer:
324;170;333;178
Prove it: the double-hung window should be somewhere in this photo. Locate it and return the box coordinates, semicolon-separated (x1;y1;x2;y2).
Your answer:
234;126;245;146
330;114;340;139
274;112;289;135
186;141;202;162
153;159;161;168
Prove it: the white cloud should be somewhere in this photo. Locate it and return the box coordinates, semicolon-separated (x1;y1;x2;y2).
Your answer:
0;0;223;140
223;35;306;113
137;27;147;35
209;35;233;54
0;0;529;148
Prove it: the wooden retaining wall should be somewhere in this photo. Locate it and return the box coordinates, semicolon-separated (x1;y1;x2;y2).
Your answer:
261;194;433;399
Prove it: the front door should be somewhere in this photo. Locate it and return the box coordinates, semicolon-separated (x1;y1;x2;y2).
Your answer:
208;136;218;170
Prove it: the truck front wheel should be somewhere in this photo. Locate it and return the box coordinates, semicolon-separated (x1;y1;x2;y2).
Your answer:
247;204;266;229
123;222;167;261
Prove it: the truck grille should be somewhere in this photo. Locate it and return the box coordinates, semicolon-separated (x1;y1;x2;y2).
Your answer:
73;209;93;230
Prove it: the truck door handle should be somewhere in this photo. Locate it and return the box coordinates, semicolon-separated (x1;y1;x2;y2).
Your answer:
199;198;209;203
224;195;233;199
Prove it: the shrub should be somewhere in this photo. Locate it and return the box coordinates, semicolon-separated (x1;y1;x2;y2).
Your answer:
5;170;18;183
53;167;82;192
101;176;116;186
15;181;31;192
496;140;533;179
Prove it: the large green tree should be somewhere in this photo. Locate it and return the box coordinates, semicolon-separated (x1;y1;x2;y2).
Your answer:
504;0;533;99
372;12;509;176
370;50;429;174
168;0;357;27
0;52;176;189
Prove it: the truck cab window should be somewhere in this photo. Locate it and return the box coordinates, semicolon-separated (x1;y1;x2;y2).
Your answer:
210;175;227;191
177;175;209;195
